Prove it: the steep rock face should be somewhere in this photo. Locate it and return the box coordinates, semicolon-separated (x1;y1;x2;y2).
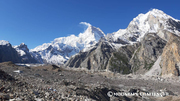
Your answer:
0;40;21;63
53;9;180;75
106;9;180;44
0;41;38;64
167;18;180;31
65;40;115;70
160;33;180;77
108;33;166;74
14;43;38;63
156;18;180;42
30;9;180;65
108;43;140;74
65;47;96;68
66;33;167;74
80;41;114;70
130;33;166;74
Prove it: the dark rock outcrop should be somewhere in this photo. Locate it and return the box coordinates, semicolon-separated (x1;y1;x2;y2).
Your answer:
109;33;166;74
65;41;115;71
0;68;15;81
167;18;180;31
0;42;38;64
66;33;167;75
108;43;140;74
15;43;38;63
129;33;167;74
0;42;21;63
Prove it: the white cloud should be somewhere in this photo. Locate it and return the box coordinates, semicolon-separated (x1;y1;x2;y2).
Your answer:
79;22;91;27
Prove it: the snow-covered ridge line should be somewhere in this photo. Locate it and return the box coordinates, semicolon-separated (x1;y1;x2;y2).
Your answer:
30;24;105;65
1;9;179;65
30;9;180;65
106;9;180;44
0;40;10;46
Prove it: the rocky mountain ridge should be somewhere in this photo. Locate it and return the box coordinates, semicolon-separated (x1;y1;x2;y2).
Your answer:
30;24;105;65
0;40;21;63
65;9;180;77
1;9;180;77
33;9;180;66
0;40;38;63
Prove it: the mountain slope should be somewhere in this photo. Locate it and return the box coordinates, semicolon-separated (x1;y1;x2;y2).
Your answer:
1;9;180;77
65;39;116;70
160;33;180;77
106;9;180;44
30;24;105;65
0;40;21;63
0;41;38;63
66;9;180;76
14;43;38;63
31;9;180;66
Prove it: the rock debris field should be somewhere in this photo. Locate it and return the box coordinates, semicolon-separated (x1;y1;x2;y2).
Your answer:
1;61;180;101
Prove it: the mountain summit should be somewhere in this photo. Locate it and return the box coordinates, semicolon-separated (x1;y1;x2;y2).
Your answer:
1;9;180;75
65;9;180;77
30;9;180;65
106;9;180;44
30;24;105;65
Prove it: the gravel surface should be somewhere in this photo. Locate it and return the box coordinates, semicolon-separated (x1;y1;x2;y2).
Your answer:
0;61;180;101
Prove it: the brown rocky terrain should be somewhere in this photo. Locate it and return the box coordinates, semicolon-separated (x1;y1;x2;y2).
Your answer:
1;10;180;101
66;32;167;76
129;33;166;74
65;40;115;71
1;61;180;101
64;10;180;79
160;33;180;77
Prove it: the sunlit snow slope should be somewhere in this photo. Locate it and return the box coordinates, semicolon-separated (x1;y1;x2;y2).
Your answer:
106;9;180;44
31;9;180;65
30;22;105;65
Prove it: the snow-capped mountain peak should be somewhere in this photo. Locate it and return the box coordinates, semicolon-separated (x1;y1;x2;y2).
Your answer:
81;25;105;37
29;9;180;65
106;9;180;44
79;22;105;39
79;25;105;48
0;40;10;46
30;23;105;65
128;9;167;33
30;43;50;52
14;43;29;56
18;43;29;51
147;9;178;21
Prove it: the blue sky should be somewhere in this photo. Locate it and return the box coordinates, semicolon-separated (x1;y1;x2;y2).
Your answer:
0;0;179;49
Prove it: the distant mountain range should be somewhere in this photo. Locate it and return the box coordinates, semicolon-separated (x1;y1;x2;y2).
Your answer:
1;9;180;77
0;41;37;63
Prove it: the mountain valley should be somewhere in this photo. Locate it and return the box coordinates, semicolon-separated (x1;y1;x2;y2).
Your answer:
1;9;180;100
